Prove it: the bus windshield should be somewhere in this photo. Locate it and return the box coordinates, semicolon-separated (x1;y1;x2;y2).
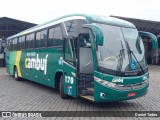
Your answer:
96;23;147;73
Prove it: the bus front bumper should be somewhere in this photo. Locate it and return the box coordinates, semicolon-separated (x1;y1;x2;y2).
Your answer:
93;80;149;103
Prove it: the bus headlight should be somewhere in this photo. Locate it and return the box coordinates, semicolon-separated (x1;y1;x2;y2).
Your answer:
144;78;149;84
94;77;116;88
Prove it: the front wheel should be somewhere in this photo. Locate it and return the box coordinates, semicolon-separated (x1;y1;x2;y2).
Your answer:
14;67;20;81
60;76;69;99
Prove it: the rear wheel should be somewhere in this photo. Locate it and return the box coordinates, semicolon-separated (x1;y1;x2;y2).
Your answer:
60;76;69;99
14;67;20;81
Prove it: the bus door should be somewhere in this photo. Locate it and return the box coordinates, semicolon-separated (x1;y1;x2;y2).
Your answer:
63;37;77;98
77;29;94;96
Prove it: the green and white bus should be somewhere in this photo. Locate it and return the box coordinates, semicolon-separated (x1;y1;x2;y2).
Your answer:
6;14;149;102
0;38;6;67
139;31;159;65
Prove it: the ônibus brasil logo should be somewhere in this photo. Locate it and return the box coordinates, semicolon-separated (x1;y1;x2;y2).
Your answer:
25;54;48;75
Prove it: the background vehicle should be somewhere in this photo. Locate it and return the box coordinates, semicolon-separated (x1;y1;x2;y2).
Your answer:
6;14;149;102
139;31;159;65
0;38;6;67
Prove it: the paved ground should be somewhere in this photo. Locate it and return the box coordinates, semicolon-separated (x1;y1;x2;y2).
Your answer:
0;65;159;120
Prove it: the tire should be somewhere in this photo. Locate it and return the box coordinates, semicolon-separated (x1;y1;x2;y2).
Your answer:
55;74;61;91
60;76;69;99
14;67;20;81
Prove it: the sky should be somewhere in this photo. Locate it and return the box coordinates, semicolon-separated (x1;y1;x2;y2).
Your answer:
0;0;159;24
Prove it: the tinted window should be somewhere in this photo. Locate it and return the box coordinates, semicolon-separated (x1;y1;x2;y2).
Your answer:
64;19;87;37
49;28;54;38
48;25;63;47
36;32;40;48
18;37;22;50
30;33;35;48
21;36;25;49
26;35;30;49
54;26;63;46
36;30;47;48
7;39;12;50
48;28;55;46
26;33;35;49
64;39;75;66
12;38;18;50
18;36;25;50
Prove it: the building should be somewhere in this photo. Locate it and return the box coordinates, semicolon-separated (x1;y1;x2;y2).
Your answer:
0;17;37;66
0;17;36;39
111;15;160;36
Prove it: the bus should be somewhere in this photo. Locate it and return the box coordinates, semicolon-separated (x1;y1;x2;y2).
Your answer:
6;14;149;102
0;38;6;67
139;31;159;65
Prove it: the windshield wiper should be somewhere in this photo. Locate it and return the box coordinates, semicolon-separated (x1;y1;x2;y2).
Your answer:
116;40;125;73
125;41;144;74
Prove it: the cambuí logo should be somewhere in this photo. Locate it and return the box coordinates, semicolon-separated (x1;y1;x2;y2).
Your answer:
25;54;48;75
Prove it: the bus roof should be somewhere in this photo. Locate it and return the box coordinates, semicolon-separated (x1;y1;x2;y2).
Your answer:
7;14;136;39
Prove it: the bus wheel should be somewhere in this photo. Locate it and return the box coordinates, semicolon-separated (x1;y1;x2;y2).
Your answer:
60;76;69;99
14;67;20;81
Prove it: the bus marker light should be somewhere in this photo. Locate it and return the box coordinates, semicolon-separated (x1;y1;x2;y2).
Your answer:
143;76;147;80
71;72;76;77
127;92;136;97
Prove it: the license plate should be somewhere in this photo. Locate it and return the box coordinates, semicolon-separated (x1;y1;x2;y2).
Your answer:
127;92;136;97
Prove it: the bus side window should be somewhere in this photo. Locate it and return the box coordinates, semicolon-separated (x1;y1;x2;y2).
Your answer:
48;25;63;47
18;37;22;50
30;33;35;48
40;30;47;47
26;35;30;49
24;33;35;49
36;32;40;48
36;30;47;48
48;27;55;47
21;36;25;49
64;38;75;66
54;26;63;46
12;38;18;50
26;33;35;49
64;19;87;38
